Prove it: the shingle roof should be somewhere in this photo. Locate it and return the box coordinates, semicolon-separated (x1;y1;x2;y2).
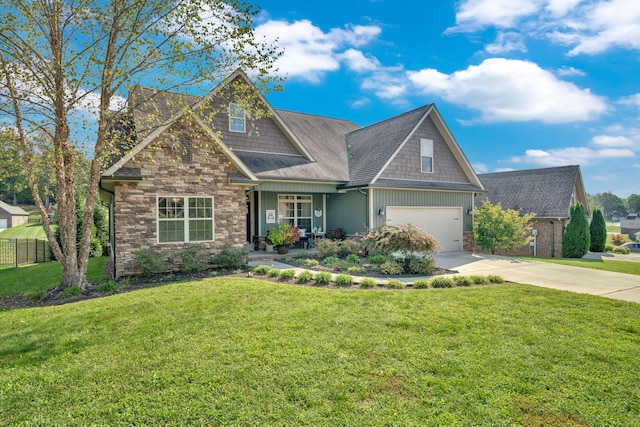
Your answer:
345;105;431;187
0;200;29;216
477;165;581;218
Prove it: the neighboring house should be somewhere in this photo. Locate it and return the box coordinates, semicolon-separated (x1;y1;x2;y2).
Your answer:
621;214;640;240
100;69;484;277
0;200;29;229
476;165;589;258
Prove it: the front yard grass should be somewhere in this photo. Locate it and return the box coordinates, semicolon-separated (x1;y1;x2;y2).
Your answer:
520;256;640;276
1;278;639;426
0;257;108;297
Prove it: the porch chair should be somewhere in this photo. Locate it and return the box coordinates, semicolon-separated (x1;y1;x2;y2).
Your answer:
298;229;310;249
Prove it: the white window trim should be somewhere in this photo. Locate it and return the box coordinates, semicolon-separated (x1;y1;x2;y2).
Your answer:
277;194;313;228
229;103;246;133
156;196;215;244
420;138;434;173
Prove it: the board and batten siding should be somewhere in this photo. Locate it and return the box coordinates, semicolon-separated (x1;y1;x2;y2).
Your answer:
371;188;474;231
326;190;368;234
258;191;325;235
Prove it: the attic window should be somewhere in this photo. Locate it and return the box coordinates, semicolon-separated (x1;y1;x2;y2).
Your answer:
229;103;245;133
421;138;433;173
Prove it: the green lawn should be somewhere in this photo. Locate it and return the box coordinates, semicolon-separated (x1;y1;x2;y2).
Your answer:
0;222;47;239
521;256;640;275
1;278;639;426
0;257;108;297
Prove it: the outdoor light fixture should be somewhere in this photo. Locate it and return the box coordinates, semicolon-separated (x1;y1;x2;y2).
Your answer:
378;208;385;216
467;208;473;215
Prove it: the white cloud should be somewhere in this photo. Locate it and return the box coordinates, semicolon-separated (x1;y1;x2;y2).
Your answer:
361;70;408;101
255;19;382;82
556;66;586;76
350;98;372;108
473;162;489;173
494;167;516;172
510;146;635;166
447;0;540;31
485;31;527;54
618;93;640;109
407;58;607;123
591;135;636;148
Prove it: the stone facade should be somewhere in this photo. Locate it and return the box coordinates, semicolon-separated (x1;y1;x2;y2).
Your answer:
113;121;249;277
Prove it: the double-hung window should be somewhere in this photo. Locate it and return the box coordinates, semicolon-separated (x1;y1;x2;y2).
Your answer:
278;195;312;231
421;138;433;173
229;103;246;133
157;196;214;243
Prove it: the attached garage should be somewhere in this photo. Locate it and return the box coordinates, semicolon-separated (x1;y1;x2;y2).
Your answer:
386;206;463;252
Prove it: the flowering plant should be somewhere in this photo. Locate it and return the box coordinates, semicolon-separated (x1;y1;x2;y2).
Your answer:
267;224;301;246
326;227;346;240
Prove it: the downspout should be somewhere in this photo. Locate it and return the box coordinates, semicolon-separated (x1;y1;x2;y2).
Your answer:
358;187;369;230
549;220;555;258
99;182;116;279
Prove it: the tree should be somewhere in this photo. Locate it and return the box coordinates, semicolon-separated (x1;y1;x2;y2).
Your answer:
0;128;29;204
591;192;627;220
0;0;279;288
473;200;536;255
627;194;640;215
589;208;607;252
562;203;590;258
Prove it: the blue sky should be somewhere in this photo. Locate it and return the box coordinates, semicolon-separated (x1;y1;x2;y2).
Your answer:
250;0;640;198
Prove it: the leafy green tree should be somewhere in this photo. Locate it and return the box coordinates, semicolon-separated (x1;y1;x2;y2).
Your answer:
589;208;607;252
563;203;590;258
592;192;627;220
0;0;279;288
473;200;536;255
0;128;28;204
627;194;640;215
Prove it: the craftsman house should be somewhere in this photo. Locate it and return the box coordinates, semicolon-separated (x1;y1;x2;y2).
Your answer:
476;165;590;258
101;69;484;277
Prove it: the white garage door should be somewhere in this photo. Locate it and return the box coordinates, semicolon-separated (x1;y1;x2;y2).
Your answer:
386;207;462;252
0;219;7;229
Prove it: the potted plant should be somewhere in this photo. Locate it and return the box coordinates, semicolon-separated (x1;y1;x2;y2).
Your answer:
267;224;301;254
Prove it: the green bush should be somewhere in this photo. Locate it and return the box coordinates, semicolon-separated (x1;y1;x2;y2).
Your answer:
314;271;332;285
604;244;613;252
386;279;405;289
562;203;590;258
487;275;504;284
345;254;360;264
347;266;365;274
97;280;119;293
430;277;454;288
368;254;388;264
279;270;296;280
612;246;630;254
316;239;339;257
63;286;81;297
213;245;248;270
304;258;319;267
406;255;435;275
589;208;607;252
326;227;346;240
453;276;472;287
268;269;280;278
322;256;341;266
132;249;166;276
359;278;377;288
297;271;314;283
413;279;430;289
252;265;271;275
380;260;403;275
334;274;354;287
175;244;211;274
470;275;489;285
337;241;361;258
365;224;440;257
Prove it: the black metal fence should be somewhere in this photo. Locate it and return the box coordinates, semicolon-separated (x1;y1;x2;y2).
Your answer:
0;238;51;268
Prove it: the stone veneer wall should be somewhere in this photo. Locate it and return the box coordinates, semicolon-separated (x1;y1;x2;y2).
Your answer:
113;122;248;277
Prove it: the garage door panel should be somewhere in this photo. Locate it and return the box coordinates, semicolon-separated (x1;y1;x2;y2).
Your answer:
386;207;462;252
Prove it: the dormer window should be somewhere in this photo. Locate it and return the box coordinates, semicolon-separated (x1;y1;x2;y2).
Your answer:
229;103;245;133
421;138;433;173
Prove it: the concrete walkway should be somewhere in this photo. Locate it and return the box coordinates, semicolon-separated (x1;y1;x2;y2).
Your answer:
250;251;640;304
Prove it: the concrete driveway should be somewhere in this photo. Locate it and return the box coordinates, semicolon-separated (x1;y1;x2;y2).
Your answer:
434;252;640;303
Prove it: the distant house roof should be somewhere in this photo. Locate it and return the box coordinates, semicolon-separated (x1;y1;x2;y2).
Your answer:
0;201;29;216
621;216;640;229
477;165;587;218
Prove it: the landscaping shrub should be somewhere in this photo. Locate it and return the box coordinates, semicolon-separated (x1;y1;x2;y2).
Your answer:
347;266;365;274
610;234;626;246
386;279;405;289
334;274;354;287
368;254;388;264
174;244;211;274
562;203;590;258
473;200;535;255
132;249;166;276
365;224;440;257
359;278;377;288
589;208;607;252
63;286;81;297
316;239;339;257
314;271;332;285
346;253;360;264
612;246;630;254
296;271;314;284
413;279;430;289
97;280;119;293
303;258;319;267
430;277;454;288
279;270;296;281
326;227;346;240
453;276;473;287
267;269;280;278
213;245;248;270
322;256;341;266
487;275;505;284
380;260;403;275
252;265;271;275
470;275;489;285
406;254;435;275
337;241;361;258
604;244;613;252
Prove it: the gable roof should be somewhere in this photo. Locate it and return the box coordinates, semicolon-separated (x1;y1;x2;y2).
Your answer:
0;201;28;216
344;104;484;191
477;165;587;218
